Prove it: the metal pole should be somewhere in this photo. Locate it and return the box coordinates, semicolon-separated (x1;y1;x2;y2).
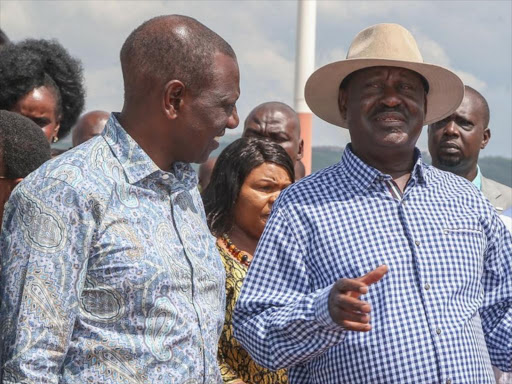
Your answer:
294;0;316;175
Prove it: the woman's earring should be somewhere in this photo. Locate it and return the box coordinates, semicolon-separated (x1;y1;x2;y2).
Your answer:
53;136;59;143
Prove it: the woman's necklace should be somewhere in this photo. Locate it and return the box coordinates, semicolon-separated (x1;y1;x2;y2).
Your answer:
221;233;252;267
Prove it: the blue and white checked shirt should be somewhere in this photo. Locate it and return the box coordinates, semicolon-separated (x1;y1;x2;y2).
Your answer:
0;114;225;383
233;144;512;384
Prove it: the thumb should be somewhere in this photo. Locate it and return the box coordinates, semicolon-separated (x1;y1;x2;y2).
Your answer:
358;265;389;286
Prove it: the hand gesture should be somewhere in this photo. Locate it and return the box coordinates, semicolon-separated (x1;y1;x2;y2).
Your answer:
328;265;388;332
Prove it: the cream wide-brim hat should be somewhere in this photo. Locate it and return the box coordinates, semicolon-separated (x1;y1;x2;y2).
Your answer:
305;23;464;128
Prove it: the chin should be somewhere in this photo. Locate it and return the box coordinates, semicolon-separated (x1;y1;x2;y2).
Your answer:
437;157;461;169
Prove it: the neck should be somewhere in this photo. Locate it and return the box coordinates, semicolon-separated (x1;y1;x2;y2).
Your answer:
432;160;477;182
119;102;175;171
227;225;259;256
352;145;416;179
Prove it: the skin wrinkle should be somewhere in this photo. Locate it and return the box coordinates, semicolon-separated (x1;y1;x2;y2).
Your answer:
118;16;240;170
229;162;292;256
339;66;427;184
243;102;303;164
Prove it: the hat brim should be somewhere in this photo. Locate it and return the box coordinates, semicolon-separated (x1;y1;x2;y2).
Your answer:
304;58;464;128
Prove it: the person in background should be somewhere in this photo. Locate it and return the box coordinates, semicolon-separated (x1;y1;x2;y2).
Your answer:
71;110;110;147
0;14;239;383
198;156;217;192
0;39;85;149
294;160;306;181
203;137;293;384
428;85;512;213
428;85;512;384
0;110;51;228
233;23;511;383
243;102;303;178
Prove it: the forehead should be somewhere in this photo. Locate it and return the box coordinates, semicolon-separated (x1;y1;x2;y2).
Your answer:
456;91;486;119
246;107;298;133
16;87;57;113
208;53;240;97
246;162;291;181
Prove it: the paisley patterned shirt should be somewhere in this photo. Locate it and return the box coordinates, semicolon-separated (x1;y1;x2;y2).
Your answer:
0;114;226;384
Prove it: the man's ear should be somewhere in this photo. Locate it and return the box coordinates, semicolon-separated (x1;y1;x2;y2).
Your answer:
297;139;304;160
481;127;491;149
338;89;348;121
163;80;185;119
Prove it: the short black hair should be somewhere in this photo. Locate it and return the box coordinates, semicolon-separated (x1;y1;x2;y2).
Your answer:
340;66;430;94
0;110;51;178
203;137;294;236
0;39;85;140
465;85;490;128
120;15;236;98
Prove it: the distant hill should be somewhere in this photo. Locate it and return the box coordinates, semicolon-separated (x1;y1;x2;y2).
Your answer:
313;146;512;187
126;134;512;188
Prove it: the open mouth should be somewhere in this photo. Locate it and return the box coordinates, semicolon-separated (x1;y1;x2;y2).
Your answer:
374;112;405;122
214;129;226;142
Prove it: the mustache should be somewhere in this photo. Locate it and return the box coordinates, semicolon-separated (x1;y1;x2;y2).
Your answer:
371;105;407;120
439;140;461;150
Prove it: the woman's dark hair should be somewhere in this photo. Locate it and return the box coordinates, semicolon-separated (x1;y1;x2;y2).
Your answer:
0;110;51;178
203;137;295;237
0;39;85;140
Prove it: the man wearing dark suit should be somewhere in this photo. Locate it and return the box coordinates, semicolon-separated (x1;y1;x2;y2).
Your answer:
428;85;512;213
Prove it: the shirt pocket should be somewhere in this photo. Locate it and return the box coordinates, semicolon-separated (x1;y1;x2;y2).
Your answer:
441;219;486;289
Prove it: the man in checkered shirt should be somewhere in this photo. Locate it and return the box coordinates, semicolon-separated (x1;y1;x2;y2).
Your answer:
233;24;512;383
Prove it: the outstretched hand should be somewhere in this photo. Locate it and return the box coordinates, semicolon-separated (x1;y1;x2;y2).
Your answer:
327;265;388;332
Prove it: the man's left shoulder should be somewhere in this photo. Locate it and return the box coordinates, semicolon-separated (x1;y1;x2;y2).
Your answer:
481;176;512;211
425;164;480;196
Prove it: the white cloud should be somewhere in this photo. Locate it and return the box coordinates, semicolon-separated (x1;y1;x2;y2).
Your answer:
0;0;510;158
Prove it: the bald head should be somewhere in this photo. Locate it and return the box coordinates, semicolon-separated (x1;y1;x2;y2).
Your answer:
120;15;236;99
72;110;110;147
464;85;490;128
243;102;303;163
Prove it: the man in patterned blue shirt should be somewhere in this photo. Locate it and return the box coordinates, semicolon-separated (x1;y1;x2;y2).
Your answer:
234;24;512;383
0;15;240;383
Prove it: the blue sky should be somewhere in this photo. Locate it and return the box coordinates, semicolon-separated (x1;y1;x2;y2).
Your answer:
2;0;511;157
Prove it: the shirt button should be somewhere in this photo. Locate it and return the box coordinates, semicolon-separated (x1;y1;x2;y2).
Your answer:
446;379;452;384
162;174;170;180
424;283;430;291
436;328;442;335
415;240;420;246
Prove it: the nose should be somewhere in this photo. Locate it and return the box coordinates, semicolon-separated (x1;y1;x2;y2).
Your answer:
227;105;239;129
442;120;460;137
380;85;402;108
268;190;280;205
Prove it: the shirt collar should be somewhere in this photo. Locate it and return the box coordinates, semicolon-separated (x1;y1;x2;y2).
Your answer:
102;113;198;189
471;165;482;191
341;144;427;191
